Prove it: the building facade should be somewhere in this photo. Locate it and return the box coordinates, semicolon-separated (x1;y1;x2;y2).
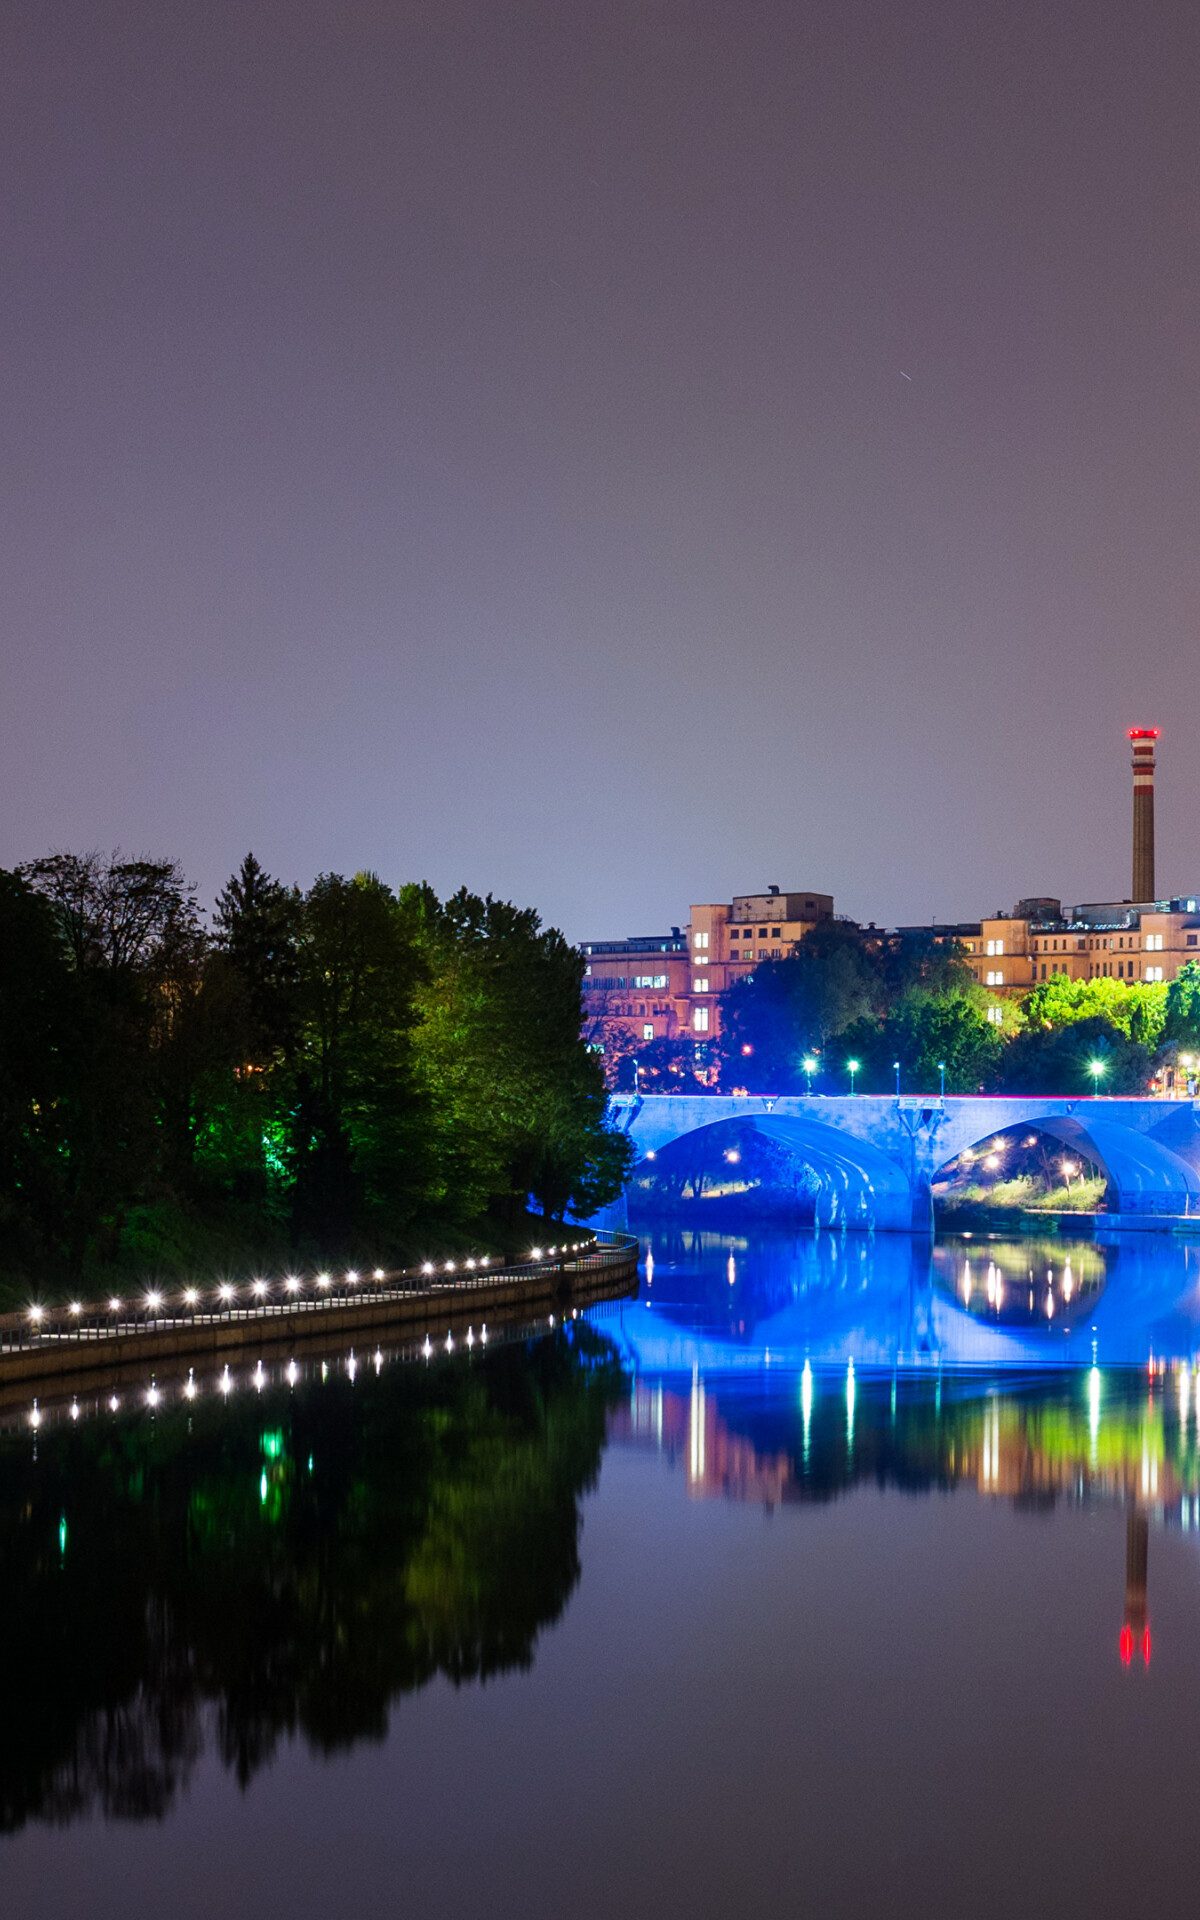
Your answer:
582;887;834;1051
965;894;1200;1020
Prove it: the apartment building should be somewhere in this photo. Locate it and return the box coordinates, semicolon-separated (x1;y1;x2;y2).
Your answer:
686;888;834;1037
580;931;690;1043
582;887;833;1048
966;894;1200;1021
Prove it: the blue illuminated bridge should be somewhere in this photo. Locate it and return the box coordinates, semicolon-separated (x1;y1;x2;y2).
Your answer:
607;1092;1200;1232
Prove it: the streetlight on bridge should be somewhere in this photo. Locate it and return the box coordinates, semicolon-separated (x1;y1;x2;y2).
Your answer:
847;1058;860;1096
893;1060;900;1097
1089;1060;1107;1093
803;1055;818;1096
938;1061;946;1100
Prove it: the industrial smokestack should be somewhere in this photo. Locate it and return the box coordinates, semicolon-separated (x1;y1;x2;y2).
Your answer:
1129;727;1159;902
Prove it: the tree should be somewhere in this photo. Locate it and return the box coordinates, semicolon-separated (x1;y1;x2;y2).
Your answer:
0;871;78;1269
213;854;301;1063
1019;975;1167;1048
1162;960;1200;1053
404;886;631;1223
989;1014;1151;1096
839;991;1002;1094
285;872;429;1248
19;850;200;979
717;924;878;1091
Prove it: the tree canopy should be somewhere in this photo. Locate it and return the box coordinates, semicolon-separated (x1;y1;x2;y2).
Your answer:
0;854;629;1295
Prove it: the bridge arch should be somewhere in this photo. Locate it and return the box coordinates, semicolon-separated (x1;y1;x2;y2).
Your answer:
613;1093;1200;1229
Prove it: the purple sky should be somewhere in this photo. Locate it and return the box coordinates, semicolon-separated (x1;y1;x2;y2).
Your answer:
4;0;1199;941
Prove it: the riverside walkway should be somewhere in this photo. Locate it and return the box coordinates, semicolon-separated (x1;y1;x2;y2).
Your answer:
0;1231;639;1390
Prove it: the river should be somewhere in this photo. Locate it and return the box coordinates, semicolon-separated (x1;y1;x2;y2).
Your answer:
3;1224;1200;1919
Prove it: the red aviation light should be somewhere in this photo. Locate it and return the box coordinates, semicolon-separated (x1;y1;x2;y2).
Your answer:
1120;1625;1133;1666
1143;1627;1152;1666
1128;727;1160;740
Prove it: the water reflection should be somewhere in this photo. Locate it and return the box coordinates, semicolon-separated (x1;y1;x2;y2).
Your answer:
0;1324;621;1832
619;1223;1200;1368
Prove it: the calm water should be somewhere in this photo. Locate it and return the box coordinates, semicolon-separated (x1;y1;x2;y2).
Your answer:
5;1226;1200;1920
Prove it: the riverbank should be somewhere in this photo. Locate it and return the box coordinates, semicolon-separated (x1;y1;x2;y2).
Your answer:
0;1233;639;1396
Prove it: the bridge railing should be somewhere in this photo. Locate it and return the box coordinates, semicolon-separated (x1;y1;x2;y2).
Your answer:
0;1230;638;1360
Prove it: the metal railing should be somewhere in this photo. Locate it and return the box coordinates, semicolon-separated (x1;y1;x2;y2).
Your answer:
0;1231;637;1360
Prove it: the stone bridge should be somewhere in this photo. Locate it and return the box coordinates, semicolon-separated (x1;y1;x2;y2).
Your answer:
607;1092;1200;1232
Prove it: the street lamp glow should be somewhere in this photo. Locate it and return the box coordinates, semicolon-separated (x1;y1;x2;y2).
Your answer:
69;1301;81;1315
184;1288;198;1306
847;1058;860;1095
802;1055;817;1093
251;1279;267;1298
28;1305;43;1323
109;1297;121;1313
1089;1060;1106;1086
219;1283;234;1302
146;1292;163;1312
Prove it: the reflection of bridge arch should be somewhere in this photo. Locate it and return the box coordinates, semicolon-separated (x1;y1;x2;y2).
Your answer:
612;1093;1200;1232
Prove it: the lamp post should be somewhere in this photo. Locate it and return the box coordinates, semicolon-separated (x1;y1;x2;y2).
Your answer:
803;1055;817;1096
1089;1060;1106;1094
893;1060;900;1098
847;1058;860;1097
938;1060;946;1100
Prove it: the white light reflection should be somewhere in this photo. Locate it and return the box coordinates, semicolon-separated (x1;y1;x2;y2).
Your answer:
1089;1366;1101;1466
846;1359;855;1453
689;1367;706;1485
286;1360;298;1388
801;1360;813;1465
184;1372;197;1401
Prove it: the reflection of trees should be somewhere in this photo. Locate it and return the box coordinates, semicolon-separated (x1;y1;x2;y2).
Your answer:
0;1328;622;1831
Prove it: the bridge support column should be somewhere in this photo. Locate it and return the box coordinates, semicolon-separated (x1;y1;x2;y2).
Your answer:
909;1176;934;1236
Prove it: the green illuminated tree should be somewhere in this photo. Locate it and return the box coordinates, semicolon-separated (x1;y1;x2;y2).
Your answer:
1162;960;1200;1052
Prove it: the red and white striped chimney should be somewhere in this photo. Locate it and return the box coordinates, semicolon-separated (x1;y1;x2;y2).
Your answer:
1129;727;1158;903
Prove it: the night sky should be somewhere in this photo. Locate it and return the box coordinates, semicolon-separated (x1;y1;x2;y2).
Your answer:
4;0;1199;940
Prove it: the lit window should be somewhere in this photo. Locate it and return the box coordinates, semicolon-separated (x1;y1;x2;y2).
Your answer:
694;931;709;949
693;1007;709;1032
984;938;1005;956
1146;966;1164;982
693;978;709;993
642;1023;654;1041
986;1006;1003;1026
1147;933;1164;951
986;970;1003;986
